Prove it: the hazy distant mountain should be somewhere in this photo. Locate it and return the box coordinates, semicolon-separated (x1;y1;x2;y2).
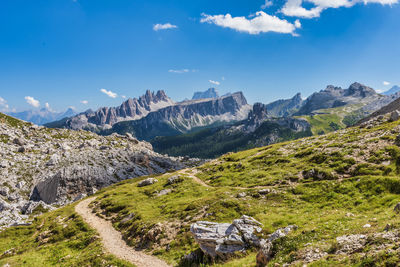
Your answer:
46;90;174;132
192;88;219;100
382;86;400;96
266;93;303;117
8;107;76;125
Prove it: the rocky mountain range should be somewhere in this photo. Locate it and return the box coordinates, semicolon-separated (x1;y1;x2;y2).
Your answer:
46;90;174;132
102;92;252;140
8;107;76;126
192;88;219;100
0;112;199;228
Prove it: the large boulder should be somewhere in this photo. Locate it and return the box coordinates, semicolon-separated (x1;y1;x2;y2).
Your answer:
190;215;263;259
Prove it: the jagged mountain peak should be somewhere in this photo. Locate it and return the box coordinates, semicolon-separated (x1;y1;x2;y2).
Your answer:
47;90;175;131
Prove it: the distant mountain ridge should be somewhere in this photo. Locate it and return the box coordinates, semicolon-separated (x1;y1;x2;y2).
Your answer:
8;107;76;125
192;88;219;100
46;90;174;131
382;85;400;96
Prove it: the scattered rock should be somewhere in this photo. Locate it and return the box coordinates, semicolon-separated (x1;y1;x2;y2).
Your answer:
267;225;298;242
166;175;183;185
389;110;400;122
138;178;158;187
335;234;367;254
237;192;247;198
0;187;9;197
394;202;400;213
13;138;25;146
256;239;273;267
258;189;271;195
46;154;60;166
15;181;25;189
73;193;87;202
363;223;371;228
17;146;26;153
157;189;172;196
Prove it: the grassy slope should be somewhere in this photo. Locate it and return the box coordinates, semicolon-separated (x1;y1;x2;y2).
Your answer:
299;104;365;135
0;204;134;266
2;114;400;266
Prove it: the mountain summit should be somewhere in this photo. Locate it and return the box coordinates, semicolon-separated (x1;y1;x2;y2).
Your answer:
192;88;219;100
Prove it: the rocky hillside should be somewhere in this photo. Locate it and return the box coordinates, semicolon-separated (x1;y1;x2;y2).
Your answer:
46;90;174;132
2;106;400;266
0;112;198;229
103;92;252;140
357;96;400;125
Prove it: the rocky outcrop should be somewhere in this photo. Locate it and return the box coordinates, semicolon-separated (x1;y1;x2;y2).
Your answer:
46;90;174;131
192;88;219;100
106;92;252;141
0;112;200;228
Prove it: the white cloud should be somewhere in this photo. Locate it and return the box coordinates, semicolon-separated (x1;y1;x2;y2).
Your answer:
361;0;398;4
201;11;300;35
121;95;127;99
281;0;398;18
0;97;9;112
261;0;274;9
100;89;117;98
169;69;190;74
281;0;324;18
80;100;89;104
153;23;178;31
209;80;220;85
383;81;391;86
25;96;40;108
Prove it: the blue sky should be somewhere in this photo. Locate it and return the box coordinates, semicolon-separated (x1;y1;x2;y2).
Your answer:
0;0;399;112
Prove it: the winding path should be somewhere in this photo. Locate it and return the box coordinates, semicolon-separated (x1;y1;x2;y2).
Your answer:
75;197;171;267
